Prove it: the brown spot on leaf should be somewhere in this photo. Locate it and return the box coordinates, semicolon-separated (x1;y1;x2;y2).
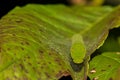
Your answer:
56;70;71;79
24;69;29;73
108;65;111;67
43;63;46;66
27;56;30;59
48;52;52;55
101;69;106;72
37;62;40;64
22;76;28;80
41;66;44;69
109;78;113;80
21;41;30;45
14;76;18;79
39;50;43;54
11;13;15;15
38;40;41;43
20;64;24;69
12;34;16;36
7;48;11;51
21;30;25;33
23;58;26;62
14;53;16;55
37;78;41;80
28;62;32;66
6;77;11;80
39;29;44;32
21;42;24;45
25;41;30;45
55;58;62;65
32;67;36;71
21;47;24;50
55;58;60;62
48;62;51;64
15;19;22;23
45;72;50;78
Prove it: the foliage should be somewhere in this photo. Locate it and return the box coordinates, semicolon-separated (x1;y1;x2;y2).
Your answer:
0;4;120;80
89;52;120;80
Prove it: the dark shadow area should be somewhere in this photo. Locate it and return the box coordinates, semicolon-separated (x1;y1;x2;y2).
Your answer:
0;0;68;18
87;76;91;80
0;0;16;18
58;75;91;80
104;0;120;6
0;0;119;18
91;27;120;60
109;27;120;38
70;58;84;72
59;75;73;80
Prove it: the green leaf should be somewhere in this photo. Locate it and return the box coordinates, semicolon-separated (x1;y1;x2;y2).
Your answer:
80;6;120;58
88;52;120;80
0;4;120;80
95;27;120;53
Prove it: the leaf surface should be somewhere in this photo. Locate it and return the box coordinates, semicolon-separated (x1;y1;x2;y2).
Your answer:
89;52;120;80
0;4;120;80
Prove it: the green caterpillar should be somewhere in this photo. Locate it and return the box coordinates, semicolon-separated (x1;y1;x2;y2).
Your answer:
70;34;86;64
